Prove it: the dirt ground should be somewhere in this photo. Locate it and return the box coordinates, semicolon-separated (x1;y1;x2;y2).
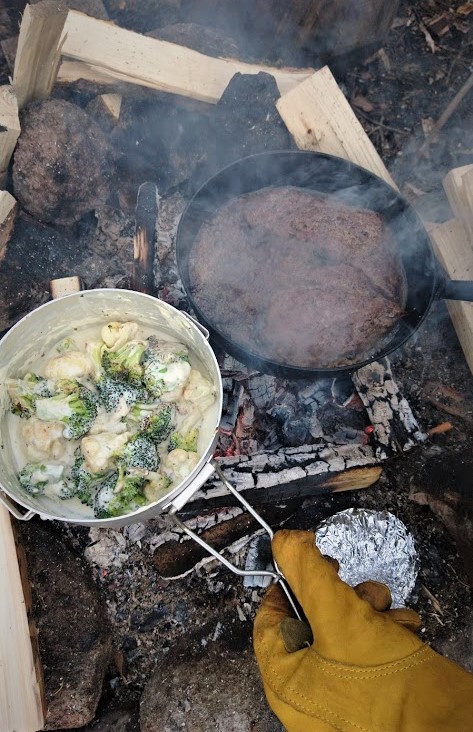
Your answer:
1;0;473;729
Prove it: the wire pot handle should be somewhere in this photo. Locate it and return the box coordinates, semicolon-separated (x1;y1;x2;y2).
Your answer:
168;461;302;620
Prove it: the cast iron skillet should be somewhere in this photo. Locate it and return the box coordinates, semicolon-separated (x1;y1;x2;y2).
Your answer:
176;150;473;379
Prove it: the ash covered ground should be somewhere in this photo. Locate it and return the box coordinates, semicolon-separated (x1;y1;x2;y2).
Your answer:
0;0;472;729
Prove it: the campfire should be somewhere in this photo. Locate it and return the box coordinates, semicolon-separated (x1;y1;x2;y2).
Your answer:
0;1;472;731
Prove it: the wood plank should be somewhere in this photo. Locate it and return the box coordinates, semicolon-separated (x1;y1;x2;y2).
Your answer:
0;508;44;731
0;86;20;186
49;276;82;299
59;10;314;103
13;0;68;110
443;164;473;241
276;66;398;189
429;218;473;374
0;191;18;264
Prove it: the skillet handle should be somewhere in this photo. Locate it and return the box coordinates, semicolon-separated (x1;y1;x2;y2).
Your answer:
438;279;473;302
168;461;302;620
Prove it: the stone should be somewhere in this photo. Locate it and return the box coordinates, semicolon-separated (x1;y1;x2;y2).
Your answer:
19;521;113;730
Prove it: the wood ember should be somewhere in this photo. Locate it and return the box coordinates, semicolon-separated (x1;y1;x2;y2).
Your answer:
12;99;111;225
352;358;426;454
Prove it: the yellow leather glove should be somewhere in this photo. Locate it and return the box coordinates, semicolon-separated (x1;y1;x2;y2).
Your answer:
254;529;473;732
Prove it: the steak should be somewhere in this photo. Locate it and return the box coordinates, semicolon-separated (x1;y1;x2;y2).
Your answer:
189;186;406;368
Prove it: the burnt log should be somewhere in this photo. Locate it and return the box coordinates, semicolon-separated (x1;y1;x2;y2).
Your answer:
153;503;298;578
185;444;383;512
352;358;426;454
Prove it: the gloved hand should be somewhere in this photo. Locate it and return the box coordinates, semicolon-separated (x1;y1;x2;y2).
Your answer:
254;529;473;732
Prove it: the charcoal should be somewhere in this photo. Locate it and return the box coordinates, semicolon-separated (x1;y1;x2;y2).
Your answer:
189;71;292;192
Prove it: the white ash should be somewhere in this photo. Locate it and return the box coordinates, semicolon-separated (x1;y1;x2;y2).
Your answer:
85;527;128;568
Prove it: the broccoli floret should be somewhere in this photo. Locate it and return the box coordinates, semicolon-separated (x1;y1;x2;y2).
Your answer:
142;357;191;398
68;453;100;506
102;341;147;384
85;341;106;382
6;373;54;418
97;374;148;412
120;434;159;471
56;337;78;354
93;466;146;519
141;405;174;443
168;428;199;452
143;473;172;502
93;471;120;519
19;463;64;496
35;385;98;440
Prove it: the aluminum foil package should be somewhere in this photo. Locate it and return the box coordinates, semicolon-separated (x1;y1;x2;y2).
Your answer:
315;508;419;608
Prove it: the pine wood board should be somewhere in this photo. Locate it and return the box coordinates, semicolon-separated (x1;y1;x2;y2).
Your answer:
0;86;20;183
428;218;473;374
443;164;473;242
276;66;398;189
0;508;45;731
13;0;68;110
59;10;314;103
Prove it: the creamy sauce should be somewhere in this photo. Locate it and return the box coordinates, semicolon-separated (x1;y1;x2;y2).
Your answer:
6;321;221;519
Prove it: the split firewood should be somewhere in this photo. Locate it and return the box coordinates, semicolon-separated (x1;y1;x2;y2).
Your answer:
0;508;45;732
49;276;82;299
0;86;21;187
13;1;69;110
132;182;159;295
428;218;473;374
276;66;398;190
442;164;473;242
85;93;122;132
56;10;313;103
352;358;426;454
0;191;18;265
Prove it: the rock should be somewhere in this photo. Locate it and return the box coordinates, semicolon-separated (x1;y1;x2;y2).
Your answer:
19;521;113;730
13;99;111;225
140;643;283;731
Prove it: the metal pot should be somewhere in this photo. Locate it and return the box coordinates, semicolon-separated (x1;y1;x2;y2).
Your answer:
0;289;299;613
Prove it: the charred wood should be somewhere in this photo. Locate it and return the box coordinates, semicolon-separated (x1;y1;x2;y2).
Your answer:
131;182;158;295
352;358;426;454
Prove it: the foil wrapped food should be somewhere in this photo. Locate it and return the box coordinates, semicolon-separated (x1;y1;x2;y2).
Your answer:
315;508;418;608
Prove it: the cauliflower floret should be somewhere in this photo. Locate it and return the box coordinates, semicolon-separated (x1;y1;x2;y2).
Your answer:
162;448;199;484
44;351;94;380
80;431;131;474
181;370;216;412
22;417;67;461
175;401;203;434
144;358;191;401
101;322;139;350
88;400;130;436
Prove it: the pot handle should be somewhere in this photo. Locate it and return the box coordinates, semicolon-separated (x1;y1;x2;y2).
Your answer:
0;490;35;521
437;279;473;302
168;461;302;620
